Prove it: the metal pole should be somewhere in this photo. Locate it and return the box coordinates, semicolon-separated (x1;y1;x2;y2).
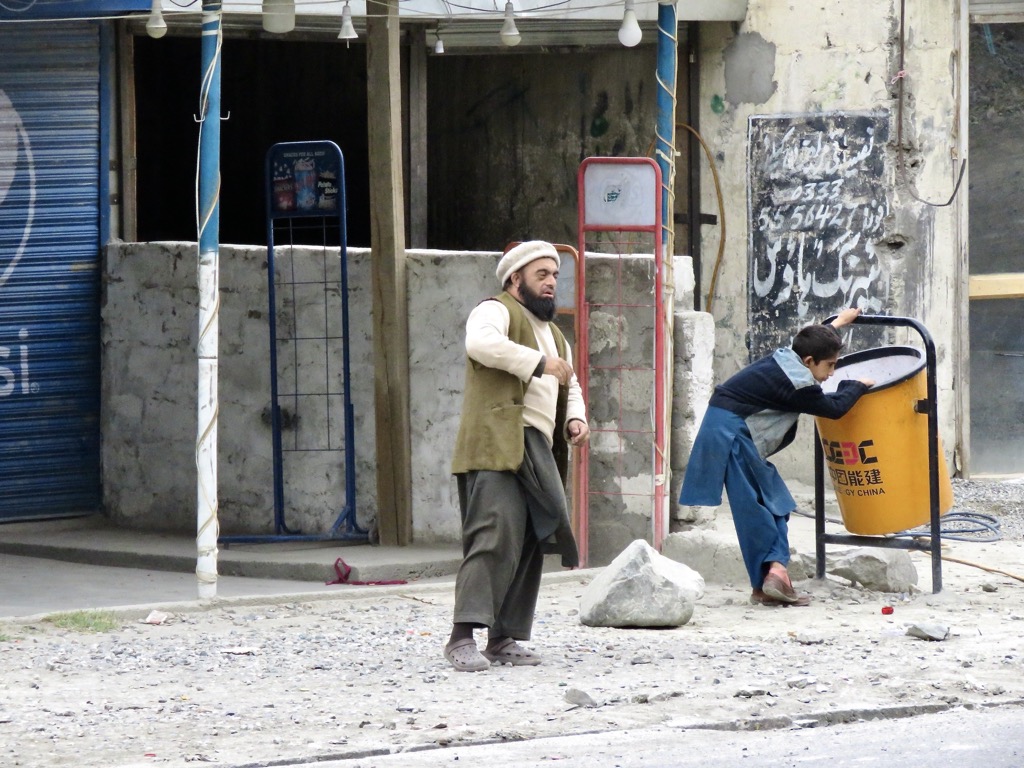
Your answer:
196;1;222;600
655;0;678;549
814;426;826;579
655;0;677;257
922;324;943;592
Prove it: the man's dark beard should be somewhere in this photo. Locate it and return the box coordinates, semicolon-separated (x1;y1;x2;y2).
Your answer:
518;281;557;321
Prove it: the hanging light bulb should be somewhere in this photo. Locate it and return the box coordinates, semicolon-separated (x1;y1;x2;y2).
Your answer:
338;0;358;45
618;0;642;48
145;0;167;39
262;0;295;34
434;33;445;54
500;1;521;47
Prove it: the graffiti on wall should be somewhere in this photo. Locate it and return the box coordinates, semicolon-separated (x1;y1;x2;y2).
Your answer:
0;90;32;290
747;112;890;361
0;90;35;397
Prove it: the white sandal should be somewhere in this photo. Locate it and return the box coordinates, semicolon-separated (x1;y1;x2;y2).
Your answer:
444;638;491;672
482;638;542;666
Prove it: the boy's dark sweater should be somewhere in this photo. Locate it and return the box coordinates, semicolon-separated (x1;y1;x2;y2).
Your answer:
709;352;869;420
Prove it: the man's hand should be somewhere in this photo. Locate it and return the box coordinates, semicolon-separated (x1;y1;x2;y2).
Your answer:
567;419;590;446
543;356;575;386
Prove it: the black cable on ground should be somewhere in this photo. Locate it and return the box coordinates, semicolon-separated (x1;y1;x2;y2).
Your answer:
892;511;1002;543
793;509;1003;543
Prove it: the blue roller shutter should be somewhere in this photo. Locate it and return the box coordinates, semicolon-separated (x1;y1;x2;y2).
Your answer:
0;23;103;520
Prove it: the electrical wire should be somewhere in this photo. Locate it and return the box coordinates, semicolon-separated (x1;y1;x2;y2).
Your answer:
675;122;725;313
891;511;1002;543
940;554;1024;585
794;507;1003;543
894;0;966;208
649;122;725;313
195;12;224;236
0;0;645;23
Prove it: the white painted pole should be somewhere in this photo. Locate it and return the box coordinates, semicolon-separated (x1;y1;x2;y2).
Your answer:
196;255;219;600
196;2;223;599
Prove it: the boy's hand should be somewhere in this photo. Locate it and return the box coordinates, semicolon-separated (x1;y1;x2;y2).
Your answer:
858;378;875;387
831;307;863;328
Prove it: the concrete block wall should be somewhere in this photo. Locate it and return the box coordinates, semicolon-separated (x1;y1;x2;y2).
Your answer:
102;244;711;564
102;243;379;537
404;251;499;543
662;257;719;531
670;310;717;530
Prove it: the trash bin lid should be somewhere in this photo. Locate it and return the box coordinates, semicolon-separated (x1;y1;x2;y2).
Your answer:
821;345;924;394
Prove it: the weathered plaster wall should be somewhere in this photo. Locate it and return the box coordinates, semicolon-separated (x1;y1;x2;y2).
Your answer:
102;244;711;566
101;244;380;538
695;1;964;489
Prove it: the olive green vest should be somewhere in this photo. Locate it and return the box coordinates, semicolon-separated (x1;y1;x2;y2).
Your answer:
451;292;570;481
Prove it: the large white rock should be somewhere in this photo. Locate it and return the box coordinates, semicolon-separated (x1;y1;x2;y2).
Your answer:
579;539;705;628
828;547;919;592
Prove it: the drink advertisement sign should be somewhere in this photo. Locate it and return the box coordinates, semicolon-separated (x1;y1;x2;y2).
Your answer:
266;141;343;219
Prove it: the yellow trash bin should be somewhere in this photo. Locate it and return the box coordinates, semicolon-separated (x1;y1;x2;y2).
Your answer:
815;346;953;535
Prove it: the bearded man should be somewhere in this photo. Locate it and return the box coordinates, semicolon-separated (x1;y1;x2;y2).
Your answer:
444;240;590;672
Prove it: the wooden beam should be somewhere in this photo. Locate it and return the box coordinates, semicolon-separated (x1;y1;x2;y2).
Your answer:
969;273;1024;300
408;27;428;249
116;23;138;242
366;1;413;546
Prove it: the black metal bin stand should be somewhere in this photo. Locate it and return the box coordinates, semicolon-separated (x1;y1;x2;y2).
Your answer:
814;314;944;593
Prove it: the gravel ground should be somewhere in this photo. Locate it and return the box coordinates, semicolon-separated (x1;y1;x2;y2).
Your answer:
950;477;1024;541
1;479;1022;768
3;507;1024;768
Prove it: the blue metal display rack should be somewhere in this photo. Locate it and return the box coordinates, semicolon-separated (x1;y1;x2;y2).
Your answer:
220;140;364;545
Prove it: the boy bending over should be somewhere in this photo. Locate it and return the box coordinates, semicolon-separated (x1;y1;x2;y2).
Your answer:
679;308;875;606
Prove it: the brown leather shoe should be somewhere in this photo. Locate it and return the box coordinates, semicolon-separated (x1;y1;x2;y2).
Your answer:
761;571;812;606
750;588;811;607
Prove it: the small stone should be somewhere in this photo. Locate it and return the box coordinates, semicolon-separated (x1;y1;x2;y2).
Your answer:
794;632;824;645
906;623;950;641
734;687;769;698
564;688;599;708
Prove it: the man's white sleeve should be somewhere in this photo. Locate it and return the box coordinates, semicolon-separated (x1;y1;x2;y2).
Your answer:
565;346;587;427
464;300;543;382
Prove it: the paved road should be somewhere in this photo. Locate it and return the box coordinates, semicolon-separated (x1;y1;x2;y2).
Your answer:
307;705;1024;767
0;553;337;617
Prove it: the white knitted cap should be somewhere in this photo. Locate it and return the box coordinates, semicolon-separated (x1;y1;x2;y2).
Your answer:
496;241;560;286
